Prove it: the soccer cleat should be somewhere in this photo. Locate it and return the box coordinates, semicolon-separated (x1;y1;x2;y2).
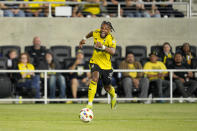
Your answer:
86;104;93;109
111;93;117;109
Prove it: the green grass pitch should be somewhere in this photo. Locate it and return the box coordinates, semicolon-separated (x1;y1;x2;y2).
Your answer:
0;103;196;131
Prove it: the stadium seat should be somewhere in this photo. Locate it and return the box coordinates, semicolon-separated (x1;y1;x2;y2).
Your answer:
191;58;197;69
114;46;122;59
150;45;163;55
50;45;71;67
126;45;147;61
0;57;12;98
175;45;197;56
24;45;46;53
0;45;21;58
75;45;93;62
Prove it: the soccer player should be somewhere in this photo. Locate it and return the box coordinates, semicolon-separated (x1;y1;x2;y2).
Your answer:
79;21;117;109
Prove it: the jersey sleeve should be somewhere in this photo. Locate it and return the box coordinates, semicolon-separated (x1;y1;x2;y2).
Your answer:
108;36;116;49
93;29;100;38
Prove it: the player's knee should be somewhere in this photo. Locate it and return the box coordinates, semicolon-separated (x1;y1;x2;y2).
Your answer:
104;85;111;92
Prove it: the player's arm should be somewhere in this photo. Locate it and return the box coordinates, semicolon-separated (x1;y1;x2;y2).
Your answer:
79;31;93;48
95;42;115;55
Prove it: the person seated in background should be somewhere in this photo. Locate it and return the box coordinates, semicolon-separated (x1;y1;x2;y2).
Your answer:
24;0;45;17
0;0;25;17
119;51;149;101
156;0;184;17
68;49;91;98
181;43;196;65
106;0;123;17
167;52;197;98
26;36;47;69
39;51;67;99
82;0;107;17
123;0;145;18
143;0;161;18
6;49;19;69
143;52;176;98
17;53;41;98
72;0;84;17
158;42;174;64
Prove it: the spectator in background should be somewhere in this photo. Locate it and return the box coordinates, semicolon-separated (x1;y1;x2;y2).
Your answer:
72;0;84;17
82;0;107;17
106;0;123;17
0;0;25;17
39;51;67;99
26;36;47;69
156;0;184;17
119;52;149;100
6;49;19;69
143;52;176;98
167;52;197;98
24;0;45;17
17;53;41;98
159;42;174;64
123;0;145;17
181;43;196;65
68;49;91;98
143;0;161;18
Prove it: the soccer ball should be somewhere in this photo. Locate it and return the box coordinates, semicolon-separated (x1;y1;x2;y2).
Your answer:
79;108;94;122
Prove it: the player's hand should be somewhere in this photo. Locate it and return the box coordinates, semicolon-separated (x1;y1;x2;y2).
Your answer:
95;42;103;48
79;39;86;48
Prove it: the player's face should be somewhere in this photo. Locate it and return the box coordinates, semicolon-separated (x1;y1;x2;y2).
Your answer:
100;24;110;38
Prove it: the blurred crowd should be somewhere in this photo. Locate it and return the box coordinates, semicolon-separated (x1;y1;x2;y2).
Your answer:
0;0;184;17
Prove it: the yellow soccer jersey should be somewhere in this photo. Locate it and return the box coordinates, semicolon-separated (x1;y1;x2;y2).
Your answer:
89;29;116;70
128;64;137;78
143;61;168;80
18;63;35;79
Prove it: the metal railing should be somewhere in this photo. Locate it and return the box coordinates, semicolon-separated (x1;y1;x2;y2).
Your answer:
0;1;192;18
0;69;196;104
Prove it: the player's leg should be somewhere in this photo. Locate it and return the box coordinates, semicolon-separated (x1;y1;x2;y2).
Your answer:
103;70;117;109
86;71;99;109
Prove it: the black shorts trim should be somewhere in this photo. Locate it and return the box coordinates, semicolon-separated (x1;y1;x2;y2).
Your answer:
89;63;113;86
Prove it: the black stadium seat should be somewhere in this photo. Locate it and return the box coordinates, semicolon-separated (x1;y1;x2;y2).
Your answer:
176;45;197;56
150;45;163;55
24;45;46;53
114;46;122;59
0;57;12;98
126;45;147;61
0;45;21;58
75;45;94;61
50;45;71;63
